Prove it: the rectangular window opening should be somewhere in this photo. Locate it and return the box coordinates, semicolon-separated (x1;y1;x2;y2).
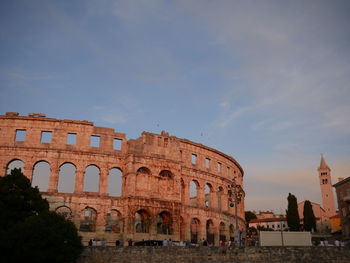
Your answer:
217;162;221;172
41;131;52;143
191;154;197;165
67;133;77;145
90;135;100;147
113;138;122;150
205;158;210;169
15;129;26;142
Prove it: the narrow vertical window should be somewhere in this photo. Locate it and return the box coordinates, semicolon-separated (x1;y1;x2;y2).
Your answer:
205;158;210;169
41;131;52;143
67;133;77;145
113;138;122;150
90;135;100;147
15;129;26;141
191;154;197;165
217;162;221;172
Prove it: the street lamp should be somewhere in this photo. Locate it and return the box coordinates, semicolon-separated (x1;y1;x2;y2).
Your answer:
228;177;244;231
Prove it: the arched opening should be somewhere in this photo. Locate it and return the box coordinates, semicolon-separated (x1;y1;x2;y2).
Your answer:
31;161;50;192
206;219;215;245
136;167;151;192
157;211;173;235
137;167;151;175
204;183;212;208
108;168;122;197
6;159;24;175
189;180;199;207
83;165;100;192
190;218;200;244
105;209;122;233
135;209;150;233
79;207;97;232
159;170;172;178
55;206;72;220
57;163;76;193
219;222;226;242
217;187;223;211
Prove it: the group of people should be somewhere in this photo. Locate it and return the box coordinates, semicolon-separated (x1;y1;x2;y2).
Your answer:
315;238;347;247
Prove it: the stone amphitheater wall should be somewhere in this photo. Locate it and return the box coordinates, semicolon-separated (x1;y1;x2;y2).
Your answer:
0;112;245;246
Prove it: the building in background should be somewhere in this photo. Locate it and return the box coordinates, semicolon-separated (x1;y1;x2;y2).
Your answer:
333;176;350;240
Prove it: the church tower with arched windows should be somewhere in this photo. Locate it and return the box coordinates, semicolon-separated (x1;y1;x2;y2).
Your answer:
318;154;336;218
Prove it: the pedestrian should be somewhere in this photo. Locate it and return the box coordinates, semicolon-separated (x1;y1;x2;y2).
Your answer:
88;239;93;247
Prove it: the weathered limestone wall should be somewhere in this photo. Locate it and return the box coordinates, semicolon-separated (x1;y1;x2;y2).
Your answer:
78;247;350;263
0;112;245;245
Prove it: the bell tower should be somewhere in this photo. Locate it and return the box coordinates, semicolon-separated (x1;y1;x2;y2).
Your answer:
318;154;336;218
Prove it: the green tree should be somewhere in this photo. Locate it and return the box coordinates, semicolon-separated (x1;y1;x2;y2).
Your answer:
245;211;257;227
303;200;317;232
286;193;300;231
0;168;49;230
0;168;83;263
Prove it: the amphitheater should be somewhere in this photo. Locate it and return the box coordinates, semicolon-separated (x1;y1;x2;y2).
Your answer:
0;112;245;246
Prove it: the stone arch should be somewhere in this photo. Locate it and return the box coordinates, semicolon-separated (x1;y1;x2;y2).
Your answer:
204;183;213;208
108;167;123;197
135;209;151;233
190;218;200;244
136;167;151;192
219;222;226;241
159;170;173;178
6;159;24;175
79;207;97;232
83;164;100;192
55;206;72;220
105;209;122;233
31;160;50;192
136;167;151;175
206;219;215;245
157;211;173;235
189;180;199;207
57;162;76;193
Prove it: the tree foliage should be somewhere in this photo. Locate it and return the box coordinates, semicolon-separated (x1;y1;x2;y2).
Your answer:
0;168;83;263
286;193;300;231
245;211;257;226
0;168;49;230
303;200;317;232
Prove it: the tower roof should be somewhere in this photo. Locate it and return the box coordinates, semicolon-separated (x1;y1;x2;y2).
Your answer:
319;154;330;169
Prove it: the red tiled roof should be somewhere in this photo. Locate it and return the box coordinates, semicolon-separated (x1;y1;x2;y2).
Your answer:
250;217;286;223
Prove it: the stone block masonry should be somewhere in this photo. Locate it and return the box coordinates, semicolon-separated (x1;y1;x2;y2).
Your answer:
0;113;245;245
78;247;350;263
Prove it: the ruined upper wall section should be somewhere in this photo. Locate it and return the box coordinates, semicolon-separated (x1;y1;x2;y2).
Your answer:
0;112;243;181
127;130;244;181
0;112;127;154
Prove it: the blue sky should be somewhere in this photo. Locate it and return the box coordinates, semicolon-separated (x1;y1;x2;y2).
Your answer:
1;0;350;212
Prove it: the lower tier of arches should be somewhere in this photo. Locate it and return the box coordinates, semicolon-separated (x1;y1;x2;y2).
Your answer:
44;193;245;246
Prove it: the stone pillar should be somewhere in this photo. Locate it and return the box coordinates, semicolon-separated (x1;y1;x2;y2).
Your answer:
99;167;108;196
23;159;34;181
197;185;204;208
199;222;206;243
210;190;217;210
183;180;190;206
0;160;6;177
74;168;84;194
214;224;220;246
48;164;59;193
